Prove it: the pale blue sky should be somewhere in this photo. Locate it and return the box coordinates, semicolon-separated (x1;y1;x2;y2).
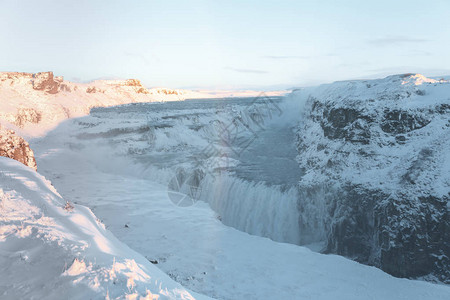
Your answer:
1;0;449;89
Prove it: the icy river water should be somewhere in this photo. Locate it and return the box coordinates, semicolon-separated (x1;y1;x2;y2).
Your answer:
93;97;302;186
230;123;302;187
86;96;305;244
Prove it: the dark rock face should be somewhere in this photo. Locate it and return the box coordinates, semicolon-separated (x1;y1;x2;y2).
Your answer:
325;185;384;262
0;129;37;170
323;185;449;282
295;76;450;283
320;106;373;144
379;194;449;280
380;110;430;134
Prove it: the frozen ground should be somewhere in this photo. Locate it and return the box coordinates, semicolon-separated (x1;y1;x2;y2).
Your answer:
26;97;450;299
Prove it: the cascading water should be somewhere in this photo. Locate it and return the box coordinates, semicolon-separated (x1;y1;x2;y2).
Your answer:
194;114;305;244
78;96;320;246
197;173;301;244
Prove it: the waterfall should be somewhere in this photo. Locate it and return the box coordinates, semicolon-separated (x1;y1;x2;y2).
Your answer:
197;173;301;244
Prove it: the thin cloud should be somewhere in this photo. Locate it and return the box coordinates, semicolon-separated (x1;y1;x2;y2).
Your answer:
402;50;432;56
225;67;268;74
338;61;371;68
264;55;310;60
364;66;450;78
368;36;429;46
67;75;123;84
264;54;340;60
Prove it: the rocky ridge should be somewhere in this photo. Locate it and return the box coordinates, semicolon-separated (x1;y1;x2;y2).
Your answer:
0;71;163;135
0;71;286;136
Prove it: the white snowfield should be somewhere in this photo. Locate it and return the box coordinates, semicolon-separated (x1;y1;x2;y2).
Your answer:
0;71;286;137
0;157;209;300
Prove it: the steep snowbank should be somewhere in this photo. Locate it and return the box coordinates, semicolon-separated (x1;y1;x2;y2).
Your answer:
0;156;208;299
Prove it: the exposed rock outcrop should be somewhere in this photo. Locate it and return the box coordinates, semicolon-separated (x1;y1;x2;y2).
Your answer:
0;71;162;133
0;71;285;135
294;74;450;283
0;72;33;81
14;107;42;128
124;79;144;87
59;83;72;92
86;86;101;93
152;88;182;95
32;71;60;94
114;79;149;94
0;128;37;170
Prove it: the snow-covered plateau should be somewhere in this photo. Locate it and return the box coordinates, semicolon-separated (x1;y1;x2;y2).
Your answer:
0;71;449;299
0;72;286;137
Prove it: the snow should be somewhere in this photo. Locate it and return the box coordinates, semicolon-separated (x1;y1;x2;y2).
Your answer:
34;97;305;246
1;72;449;298
0;72;287;138
401;73;440;85
291;73;450;196
0;157;209;299
28;93;450;299
289;73;450;280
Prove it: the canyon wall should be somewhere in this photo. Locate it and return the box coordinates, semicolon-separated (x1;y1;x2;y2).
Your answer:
294;74;449;282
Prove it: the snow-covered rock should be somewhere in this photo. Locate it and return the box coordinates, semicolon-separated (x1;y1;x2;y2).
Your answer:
0;71;287;136
0;156;207;299
0;128;36;170
292;73;450;283
31;71;60;94
0;72;168;135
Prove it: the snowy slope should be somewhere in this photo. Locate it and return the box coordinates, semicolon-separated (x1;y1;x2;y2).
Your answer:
0;72;286;137
291;73;450;282
0;156;209;299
